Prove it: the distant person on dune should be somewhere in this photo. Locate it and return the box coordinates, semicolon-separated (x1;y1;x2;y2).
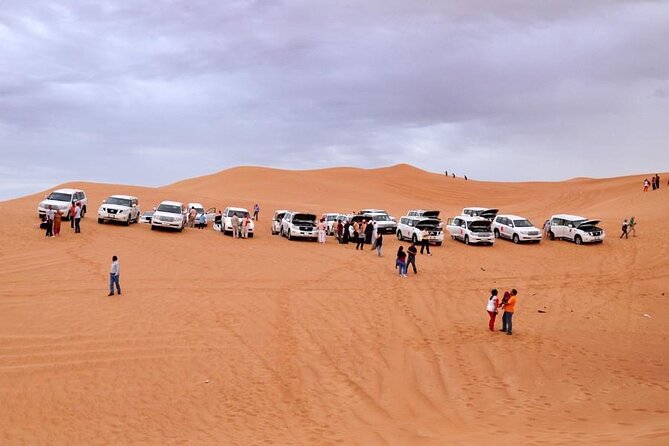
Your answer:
655;174;661;190
253;203;260;221
464;175;468;180
53;209;62;237
317;218;327;243
627;216;636;237
108;255;121;296
452;173;455;178
396;246;407;278
486;289;499;332
620;219;628;239
445;170;448;176
374;233;383;256
643;178;650;192
500;289;518;335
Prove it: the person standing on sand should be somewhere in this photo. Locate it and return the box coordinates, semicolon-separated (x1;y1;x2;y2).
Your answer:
370;220;378;249
253;203;260;221
628;216;636;237
500;289;518;335
45;206;54;237
486;289;499;332
231;213;240;238
374;233;383;256
365;219;374;244
620;219;629;239
499;291;511;332
74;202;82;234
643;178;650;192
420;229;432;255
656;174;661;190
396;246;407;277
317;218;327;243
355;223;365;250
108;255;121;296
342;221;350;244
53;209;62;237
241;215;250;238
69;202;76;229
407;242;418;274
543;219;551;238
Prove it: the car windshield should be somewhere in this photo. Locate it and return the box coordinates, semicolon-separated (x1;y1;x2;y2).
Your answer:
372;215;390;221
229;211;249;217
469;222;491;232
107;197;132;206
275;213;286;220
47;192;72;202
157;204;182;214
193;207;205;214
326;215;338;221
513;219;533;228
572;219;587;227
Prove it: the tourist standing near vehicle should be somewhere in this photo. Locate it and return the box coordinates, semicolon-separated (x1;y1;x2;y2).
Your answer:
188;207;197;228
45;206;54;237
74;202;82;234
620;219;629;239
420;229;432;255
53;209;62;237
196;213;206;229
543;219;551;238
407;242;418;274
253;203;260;221
342;221;350;244
370;220;378;250
374;233;383;256
486;289;499;332
231;214;240;238
317;218;327;243
108;255;121;296
69;202;76;229
396;246;407;277
628;216;636;237
355;224;365;250
241;215;250;238
365;219;374;244
501;289;518;335
336;220;344;243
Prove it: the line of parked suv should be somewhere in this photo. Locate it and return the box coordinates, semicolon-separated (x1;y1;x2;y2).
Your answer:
37;189;606;244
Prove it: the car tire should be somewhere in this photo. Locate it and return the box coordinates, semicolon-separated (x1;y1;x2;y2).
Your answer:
287;230;292;240
397;230;403;241
575;235;582;245
98;218;104;224
548;231;555;240
436;242;442;246
412;234;418;244
512;234;519;244
151;225;156;231
465;235;470;245
125;218;131;226
494;229;500;238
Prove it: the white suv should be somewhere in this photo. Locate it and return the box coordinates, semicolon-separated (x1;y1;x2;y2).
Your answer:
321;213;347;235
359;209;396;221
396;216;444;245
187;202;216;226
98;195;141;225
492;214;542;244
461;207;498;220
150;201;187;231
215;207;255;237
280;212;318;240
548;214;605;244
38;188;87;220
363;212;398;234
446;216;494;245
272;210;291;235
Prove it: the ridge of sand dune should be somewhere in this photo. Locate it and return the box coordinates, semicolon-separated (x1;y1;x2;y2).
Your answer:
1;165;668;445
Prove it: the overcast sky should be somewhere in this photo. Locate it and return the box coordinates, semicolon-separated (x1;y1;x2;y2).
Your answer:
1;1;668;199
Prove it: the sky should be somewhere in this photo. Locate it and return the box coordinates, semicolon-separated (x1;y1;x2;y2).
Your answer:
1;0;668;199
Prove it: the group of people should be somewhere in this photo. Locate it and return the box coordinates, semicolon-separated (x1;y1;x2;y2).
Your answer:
42;202;83;237
486;289;518;335
187;207;207;229
643;174;662;192
444;170;468;180
394;240;432;277
620;217;637;239
230;213;253;238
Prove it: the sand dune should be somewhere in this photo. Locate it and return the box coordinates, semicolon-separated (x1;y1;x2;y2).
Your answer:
1;165;668;445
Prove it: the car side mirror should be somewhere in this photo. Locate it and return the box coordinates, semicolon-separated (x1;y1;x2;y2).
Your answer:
153;207;157;211
102;200;106;204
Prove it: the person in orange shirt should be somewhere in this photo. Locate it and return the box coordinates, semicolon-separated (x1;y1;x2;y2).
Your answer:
501;289;518;335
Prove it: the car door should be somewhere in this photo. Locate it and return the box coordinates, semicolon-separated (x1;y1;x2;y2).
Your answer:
446;218;459;238
132;198;140;219
205;207;216;222
551;218;564;238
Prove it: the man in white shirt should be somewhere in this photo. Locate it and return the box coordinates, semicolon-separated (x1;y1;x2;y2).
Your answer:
109;255;121;296
74;202;82;233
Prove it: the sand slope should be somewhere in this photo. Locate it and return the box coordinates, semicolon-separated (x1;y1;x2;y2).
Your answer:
1;165;668;445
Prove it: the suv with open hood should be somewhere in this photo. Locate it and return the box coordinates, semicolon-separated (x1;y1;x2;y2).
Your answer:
548;214;605;244
461;207;498;220
281;212;318;240
38;188;87;220
446;215;494;245
397;216;444;245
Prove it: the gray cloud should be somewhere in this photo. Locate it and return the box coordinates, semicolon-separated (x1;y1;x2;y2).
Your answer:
1;0;668;199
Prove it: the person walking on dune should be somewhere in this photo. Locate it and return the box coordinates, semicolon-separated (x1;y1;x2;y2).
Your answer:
500;289;518;335
628;216;636;237
53;209;62;237
253;203;260;221
108;255;121;296
396;246;407;277
620;219;629;239
407;242;418;274
486;289;499;332
374;233;383;256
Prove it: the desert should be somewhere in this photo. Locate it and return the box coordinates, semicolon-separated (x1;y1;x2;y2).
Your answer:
0;164;668;445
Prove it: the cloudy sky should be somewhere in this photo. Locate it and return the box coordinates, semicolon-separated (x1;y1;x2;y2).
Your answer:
1;0;668;199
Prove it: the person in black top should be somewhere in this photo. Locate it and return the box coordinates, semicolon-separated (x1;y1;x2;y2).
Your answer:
374;233;383;256
365;219;374;244
407;243;418;274
342;221;350;244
